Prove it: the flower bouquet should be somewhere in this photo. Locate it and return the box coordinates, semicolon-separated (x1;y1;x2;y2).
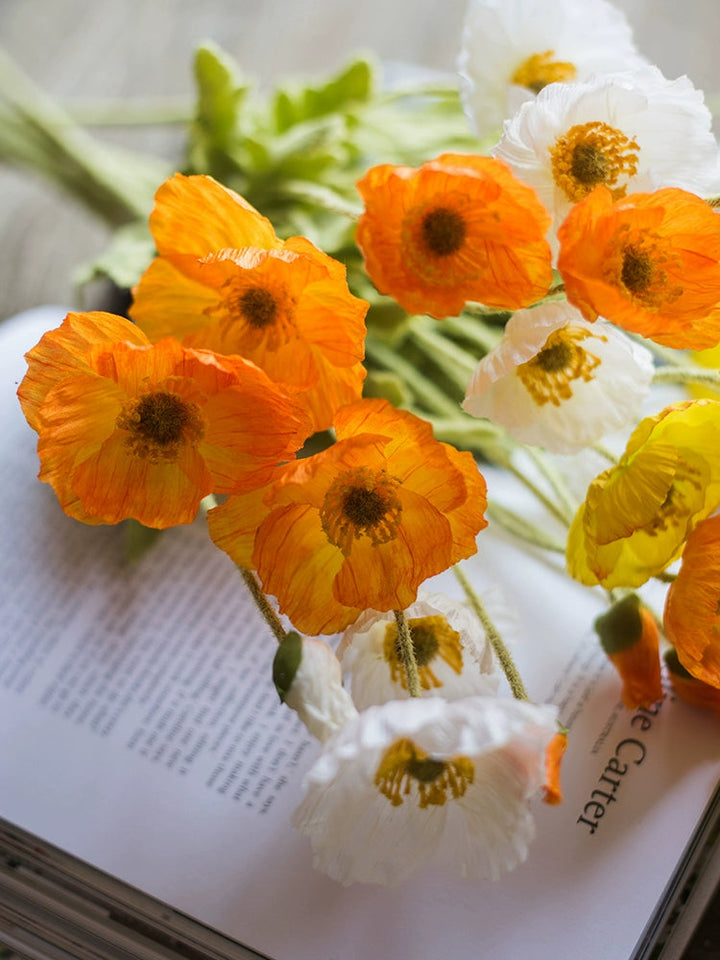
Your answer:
7;0;720;888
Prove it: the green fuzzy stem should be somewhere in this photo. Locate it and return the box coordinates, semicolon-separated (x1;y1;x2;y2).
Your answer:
0;45;168;226
453;563;530;701
238;566;287;644
487;501;566;553
524;447;577;522
506;461;572;528
364;334;460;416
407;319;477;393
394;609;421;697
653;366;720;388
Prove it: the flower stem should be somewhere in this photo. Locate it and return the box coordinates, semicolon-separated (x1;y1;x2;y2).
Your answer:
393;609;421;697
653;366;720;388
506;461;572;528
453;563;530;701
487;501;566;553
238;565;287;644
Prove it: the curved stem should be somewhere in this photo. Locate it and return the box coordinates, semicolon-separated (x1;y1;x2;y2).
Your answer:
394;609;421;697
525;447;577;522
238;565;287;644
653;366;720;388
505;461;572;528
487;501;566;553
453;564;530;701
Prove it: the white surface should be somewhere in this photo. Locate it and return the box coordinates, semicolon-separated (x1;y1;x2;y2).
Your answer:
2;306;720;960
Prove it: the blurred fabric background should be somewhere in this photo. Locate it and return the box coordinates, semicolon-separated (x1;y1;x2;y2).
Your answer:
1;1;720;957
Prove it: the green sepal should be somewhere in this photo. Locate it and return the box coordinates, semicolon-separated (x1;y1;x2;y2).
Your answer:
123;518;163;564
594;594;643;655
273;631;303;703
664;647;693;679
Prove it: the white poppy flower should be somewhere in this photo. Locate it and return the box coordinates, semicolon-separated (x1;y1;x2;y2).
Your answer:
493;66;720;243
458;0;646;139
462;301;654;454
283;637;358;743
292;695;558;885
339;590;501;708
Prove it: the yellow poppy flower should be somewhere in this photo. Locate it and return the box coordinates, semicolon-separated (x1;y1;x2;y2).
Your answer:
208;399;488;635
18;311;312;529
664;514;720;689
566;399;720;588
130;174;368;432
355;153;553;318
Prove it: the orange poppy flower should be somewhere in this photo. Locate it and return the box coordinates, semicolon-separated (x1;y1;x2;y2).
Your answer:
208;399;488;635
664;648;720;719
594;594;662;709
557;185;720;349
18;311;312;529
664;514;720;688
130;174;368;432
542;731;568;806
355;154;553;318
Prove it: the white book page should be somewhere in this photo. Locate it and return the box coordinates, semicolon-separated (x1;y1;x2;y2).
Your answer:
2;306;719;960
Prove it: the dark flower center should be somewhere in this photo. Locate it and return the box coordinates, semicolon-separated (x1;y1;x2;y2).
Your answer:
621;247;655;294
421;207;466;257
239;287;278;328
117;391;204;463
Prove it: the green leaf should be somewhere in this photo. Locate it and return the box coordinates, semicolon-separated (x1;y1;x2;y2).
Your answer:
189;42;250;175
272;631;303;703
74;220;155;290
272;57;374;133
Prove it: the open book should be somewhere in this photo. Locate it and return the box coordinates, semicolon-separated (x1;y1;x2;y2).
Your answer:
2;306;720;960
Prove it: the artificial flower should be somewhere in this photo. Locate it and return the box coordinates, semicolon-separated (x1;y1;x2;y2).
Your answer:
338;589;501;708
557;186;720;349
542;731;568;806
594;594;662;709
494;66;720;240
131;174;368;432
208;399;488;635
277;634;358;743
355;154;552;318
566;399;720;589
664;649;720;720
663;514;720;689
462;300;653;454
292;695;558;885
459;0;646;139
18;311;312;528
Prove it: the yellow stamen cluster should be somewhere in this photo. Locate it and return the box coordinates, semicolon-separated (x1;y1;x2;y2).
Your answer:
511;50;577;94
320;466;403;555
516;325;604;406
550;121;640;203
117;389;204;463
383;615;463;690
374;737;475;808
